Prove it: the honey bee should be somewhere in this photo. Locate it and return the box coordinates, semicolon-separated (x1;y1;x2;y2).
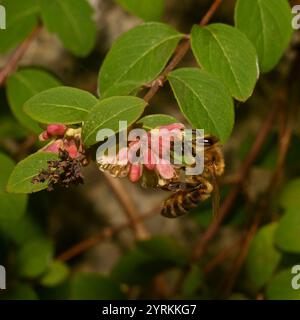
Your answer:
159;135;224;218
97;132;224;219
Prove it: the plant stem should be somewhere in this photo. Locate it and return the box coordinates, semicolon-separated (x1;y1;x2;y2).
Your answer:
0;26;41;86
103;172;150;241
56;205;160;262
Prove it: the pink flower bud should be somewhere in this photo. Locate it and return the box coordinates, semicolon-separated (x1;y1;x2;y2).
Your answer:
129;163;142;182
39;131;50;141
156;159;175;179
47;124;67;137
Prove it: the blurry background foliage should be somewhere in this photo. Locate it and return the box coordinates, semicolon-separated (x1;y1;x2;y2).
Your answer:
0;0;299;300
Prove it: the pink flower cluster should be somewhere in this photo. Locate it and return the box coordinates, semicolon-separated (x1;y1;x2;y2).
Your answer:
104;123;185;183
39;124;82;159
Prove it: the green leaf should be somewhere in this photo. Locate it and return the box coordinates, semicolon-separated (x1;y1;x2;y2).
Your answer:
116;0;164;21
70;273;125;300
112;249;154;285
182;265;203;296
235;0;293;73
137;236;188;265
101;82;143;98
16;238;54;278
279;178;300;211
6;68;61;133
24;86;97;125
191;23;259;101
99;22;182;97
7;152;59;194
228;293;249;300
40;0;97;57
246;223;281;289
168;68;234;142
82;96;146;147
191;207;213;228
0;283;38;300
0;115;28;140
0;153;28;220
0;214;42;245
266;268;300;300
112;236;188;285
40;261;70;287
137;114;179;130
0;0;39;53
39;280;71;300
275;210;300;253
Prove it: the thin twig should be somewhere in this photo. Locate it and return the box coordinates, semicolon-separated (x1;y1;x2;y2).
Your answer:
103;172;150;240
0;26;41;86
57;205;161;262
220;174;242;186
273;103;294;184
153;275;171;299
199;0;223;26
173;237;241;296
203;238;242;275
219;213;262;296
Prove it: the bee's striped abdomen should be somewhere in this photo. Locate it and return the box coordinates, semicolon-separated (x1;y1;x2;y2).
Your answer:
161;183;213;218
161;190;190;218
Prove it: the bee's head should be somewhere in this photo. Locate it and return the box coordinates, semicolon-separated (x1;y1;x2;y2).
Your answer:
204;136;219;147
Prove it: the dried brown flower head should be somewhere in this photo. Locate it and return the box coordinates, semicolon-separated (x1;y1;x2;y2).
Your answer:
32;149;86;191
